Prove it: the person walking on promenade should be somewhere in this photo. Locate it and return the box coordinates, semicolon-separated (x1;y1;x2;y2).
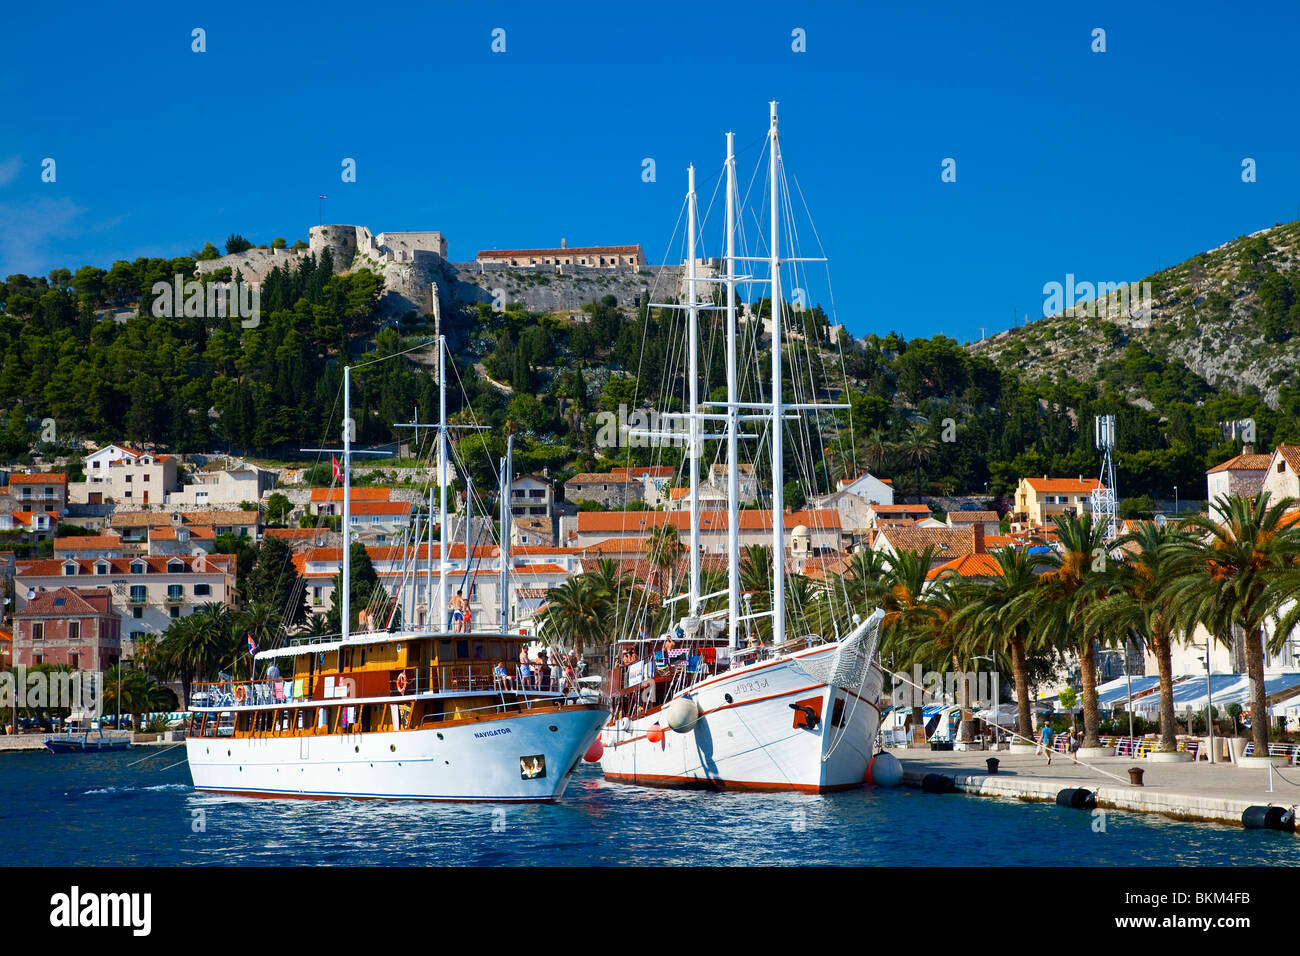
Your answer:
1041;724;1054;765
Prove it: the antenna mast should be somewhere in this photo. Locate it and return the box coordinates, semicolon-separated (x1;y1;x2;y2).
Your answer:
1092;414;1118;540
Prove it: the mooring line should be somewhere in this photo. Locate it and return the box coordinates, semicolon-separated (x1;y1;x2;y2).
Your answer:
127;743;184;767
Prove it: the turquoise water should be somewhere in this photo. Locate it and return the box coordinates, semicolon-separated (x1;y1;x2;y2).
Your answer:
0;749;1294;866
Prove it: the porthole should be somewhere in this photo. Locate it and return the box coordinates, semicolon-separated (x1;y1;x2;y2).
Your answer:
548;725;558;732
390;744;397;752
436;733;443;740
355;745;360;753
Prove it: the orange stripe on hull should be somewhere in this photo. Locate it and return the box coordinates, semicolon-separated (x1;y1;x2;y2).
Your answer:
602;771;862;794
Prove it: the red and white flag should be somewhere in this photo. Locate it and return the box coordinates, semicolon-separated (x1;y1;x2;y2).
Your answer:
332;455;342;483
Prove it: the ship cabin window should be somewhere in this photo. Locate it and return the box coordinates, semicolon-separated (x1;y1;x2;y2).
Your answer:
438;640;454;661
472;641;486;660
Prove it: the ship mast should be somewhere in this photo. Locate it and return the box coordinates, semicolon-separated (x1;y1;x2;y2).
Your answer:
687;163;701;617
724;131;741;650
768;101;785;648
342;365;352;641
437;335;449;633
499;434;513;634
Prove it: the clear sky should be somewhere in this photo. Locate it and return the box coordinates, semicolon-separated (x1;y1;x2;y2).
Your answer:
1;0;1297;344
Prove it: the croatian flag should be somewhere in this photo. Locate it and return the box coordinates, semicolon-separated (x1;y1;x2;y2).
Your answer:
247;634;257;656
332;455;342;483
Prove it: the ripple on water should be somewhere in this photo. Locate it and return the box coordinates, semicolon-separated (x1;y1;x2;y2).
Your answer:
0;752;1295;866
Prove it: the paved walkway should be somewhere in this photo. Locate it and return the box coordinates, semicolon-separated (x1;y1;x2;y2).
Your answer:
893;748;1300;829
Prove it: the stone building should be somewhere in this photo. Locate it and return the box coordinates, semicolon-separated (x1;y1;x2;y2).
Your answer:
13;586;121;670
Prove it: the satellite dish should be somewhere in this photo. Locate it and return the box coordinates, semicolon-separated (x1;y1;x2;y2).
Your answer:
26;589;36;601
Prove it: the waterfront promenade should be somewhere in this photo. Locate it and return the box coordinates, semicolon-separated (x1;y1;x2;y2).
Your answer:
895;748;1300;829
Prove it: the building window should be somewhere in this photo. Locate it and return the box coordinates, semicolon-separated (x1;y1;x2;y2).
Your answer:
169;606;180;619
194;583;210;596
32;622;44;641
68;653;79;670
130;585;146;604
68;621;80;642
167;585;183;601
133;607;143;619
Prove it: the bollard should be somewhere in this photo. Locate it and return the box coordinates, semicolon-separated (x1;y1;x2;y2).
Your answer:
986;757;999;775
921;773;956;794
1128;766;1144;787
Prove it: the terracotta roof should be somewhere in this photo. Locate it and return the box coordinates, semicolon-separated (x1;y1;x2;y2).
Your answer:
310;487;393;502
349;501;413;516
109;510;257;528
1276;445;1300;474
947;511;999;523
265;528;326;539
53;535;122;551
567;473;637;485
1023;477;1102;493
610;465;674;479
8;472;67;484
577;537;649;555
17;554;234;576
877;526;976;559
17;586;113;616
477;245;643;259
1207;453;1272;474
576;509;841;534
516;588;551;600
869;504;933;514
926;553;1005;580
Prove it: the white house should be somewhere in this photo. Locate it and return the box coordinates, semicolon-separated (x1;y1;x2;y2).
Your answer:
835;471;894;506
167;464;275;508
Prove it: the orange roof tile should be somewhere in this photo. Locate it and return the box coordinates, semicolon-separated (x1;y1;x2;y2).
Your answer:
1023;477;1102;493
926;553;1005;580
8;472;67;484
1207;453;1272;474
576;509;840;533
53;535;122;550
309;487;393;502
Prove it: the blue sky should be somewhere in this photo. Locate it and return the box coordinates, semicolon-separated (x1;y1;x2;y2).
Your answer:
2;0;1297;344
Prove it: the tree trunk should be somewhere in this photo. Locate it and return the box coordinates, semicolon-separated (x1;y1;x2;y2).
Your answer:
1153;626;1178;751
1080;639;1100;747
955;651;974;742
1245;623;1269;753
1011;631;1032;743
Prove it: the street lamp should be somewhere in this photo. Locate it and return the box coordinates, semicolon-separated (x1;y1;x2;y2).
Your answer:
1174;485;1179;515
1200;637;1215;763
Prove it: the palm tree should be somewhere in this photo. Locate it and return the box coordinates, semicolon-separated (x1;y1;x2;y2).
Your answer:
896;423;936;504
103;664;177;731
1087;521;1190;751
955;546;1045;742
860;427;892;475
537;575;612;660
239;601;285;677
645;522;683;595
1016;513;1112;747
155;603;238;704
1165;493;1300;754
872;545;941;744
738;545;773;642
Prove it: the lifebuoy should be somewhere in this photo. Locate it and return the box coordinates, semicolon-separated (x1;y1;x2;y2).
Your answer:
234;685;246;704
396;672;408;694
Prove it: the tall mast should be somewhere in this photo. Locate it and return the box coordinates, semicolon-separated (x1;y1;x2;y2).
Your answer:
499;435;513;634
768;101;785;648
725;131;740;650
426;485;434;626
464;471;472;619
687;163;701;617
437;335;449;634
342;365;352;641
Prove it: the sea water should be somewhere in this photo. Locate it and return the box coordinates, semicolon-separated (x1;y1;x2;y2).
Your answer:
0;750;1293;866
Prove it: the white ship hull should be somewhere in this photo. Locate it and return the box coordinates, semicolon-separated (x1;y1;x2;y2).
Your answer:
599;645;883;792
186;705;607;803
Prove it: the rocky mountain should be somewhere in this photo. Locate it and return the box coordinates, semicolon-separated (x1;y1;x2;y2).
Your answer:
968;220;1300;408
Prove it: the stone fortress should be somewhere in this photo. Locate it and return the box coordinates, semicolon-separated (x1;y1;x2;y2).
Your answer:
195;225;705;318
